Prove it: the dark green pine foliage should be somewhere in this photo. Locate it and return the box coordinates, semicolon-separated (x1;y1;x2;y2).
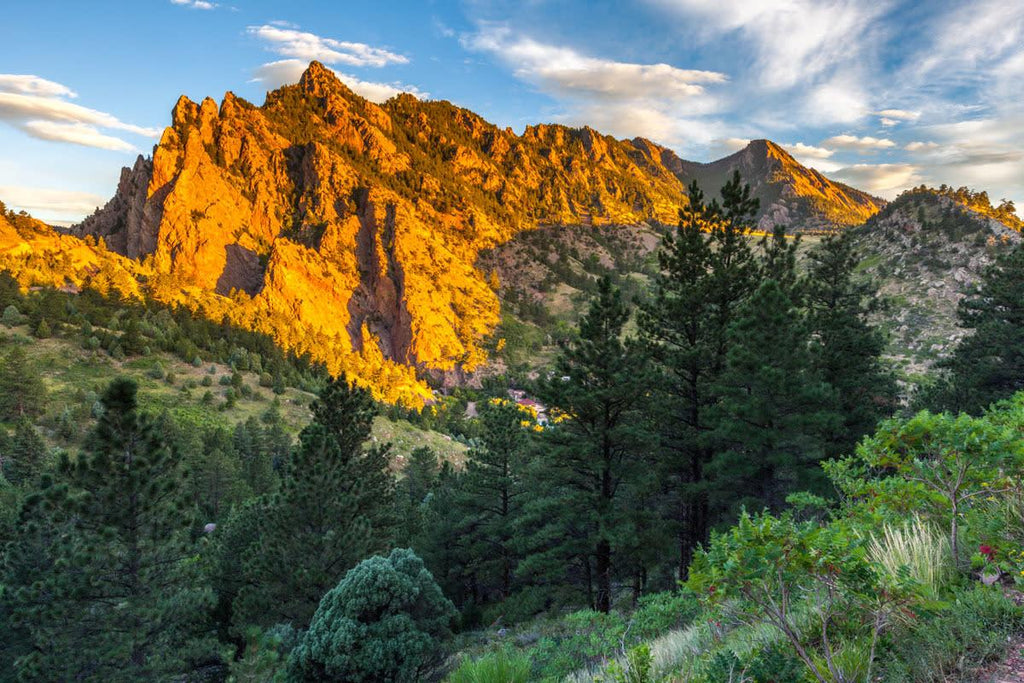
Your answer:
287;548;456;683
710;237;837;513
396;446;439;545
4;378;218;681
415;461;477;614
233;376;395;630
638;171;758;578
2;419;49;486
525;276;654;613
804;231;896;455
941;243;1024;413
0;346;46;420
451;398;530;604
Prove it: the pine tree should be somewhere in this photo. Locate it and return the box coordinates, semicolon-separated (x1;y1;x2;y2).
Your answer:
3;378;218;680
0;346;46;420
233;376;395;630
709;277;836;513
396;446;438;545
2;418;48;486
804;231;896;455
526;277;655;612
450;398;530;603
941;243;1024;413
638;171;758;578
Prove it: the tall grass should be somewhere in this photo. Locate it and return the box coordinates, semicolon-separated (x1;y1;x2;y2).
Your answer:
445;648;532;683
867;515;954;596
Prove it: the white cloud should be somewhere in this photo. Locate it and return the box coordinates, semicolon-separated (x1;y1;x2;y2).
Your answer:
904;141;938;152
823;134;896;151
22;121;136;152
645;0;890;91
462;25;727;147
781;141;833;159
0;75;76;98
170;0;217;9
0;185;107;221
803;75;870;124
876;108;919;126
829;163;920;197
463;25;725;103
250;60;427;103
248;25;408;68
0;75;159;152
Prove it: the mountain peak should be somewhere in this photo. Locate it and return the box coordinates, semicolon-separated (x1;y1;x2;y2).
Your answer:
678;139;884;229
299;60;349;98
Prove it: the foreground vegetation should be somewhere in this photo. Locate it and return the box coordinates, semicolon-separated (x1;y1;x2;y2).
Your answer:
1;173;1023;681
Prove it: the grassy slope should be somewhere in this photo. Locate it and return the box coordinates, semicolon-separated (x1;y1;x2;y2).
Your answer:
0;324;466;467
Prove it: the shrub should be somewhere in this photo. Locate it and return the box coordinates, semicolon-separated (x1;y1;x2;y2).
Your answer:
631;589;701;639
201;375;213;387
881;586;1023;681
287;548;456;682
445;648;531;683
2;304;22;327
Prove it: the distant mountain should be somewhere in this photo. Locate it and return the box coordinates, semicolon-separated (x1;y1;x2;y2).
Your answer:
0;62;911;402
670;139;885;231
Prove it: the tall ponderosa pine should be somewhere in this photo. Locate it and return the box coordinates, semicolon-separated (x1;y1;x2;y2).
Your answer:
233;376;394;630
638;171;758;578
525;277;654;612
3;378;217;680
804;231;896;455
941;243;1024;413
451;398;530;603
709;274;836;513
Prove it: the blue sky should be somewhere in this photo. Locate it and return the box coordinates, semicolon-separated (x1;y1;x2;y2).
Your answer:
1;0;1022;222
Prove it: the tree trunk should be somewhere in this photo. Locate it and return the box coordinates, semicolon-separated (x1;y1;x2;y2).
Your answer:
596;538;612;613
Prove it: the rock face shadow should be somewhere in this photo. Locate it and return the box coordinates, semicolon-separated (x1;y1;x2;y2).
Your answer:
216;244;265;296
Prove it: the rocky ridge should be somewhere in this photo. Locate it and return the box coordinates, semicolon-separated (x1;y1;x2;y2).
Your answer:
0;63;914;403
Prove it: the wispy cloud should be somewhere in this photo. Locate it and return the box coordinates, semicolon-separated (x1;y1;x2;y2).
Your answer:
0;185;107;221
248;25;408;68
250;60;427;103
170;0;217;9
462;24;727;147
823;134;896;151
876;108;919;126
0;75;159;151
830;163;920;196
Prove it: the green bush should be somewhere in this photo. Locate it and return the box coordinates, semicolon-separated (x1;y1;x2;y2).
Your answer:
445;647;531;683
881;586;1023;681
287;548;456;682
631;589;701;639
528;610;627;680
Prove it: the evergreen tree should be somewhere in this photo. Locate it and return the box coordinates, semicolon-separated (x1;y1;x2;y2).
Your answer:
3;378;218;680
0;346;46;420
941;243;1024;413
396;446;438;545
450;398;530;604
2;418;48;486
804;231;896;455
526;277;655;612
233;376;395;630
709;278;836;513
638;172;758;578
287;548;456;682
